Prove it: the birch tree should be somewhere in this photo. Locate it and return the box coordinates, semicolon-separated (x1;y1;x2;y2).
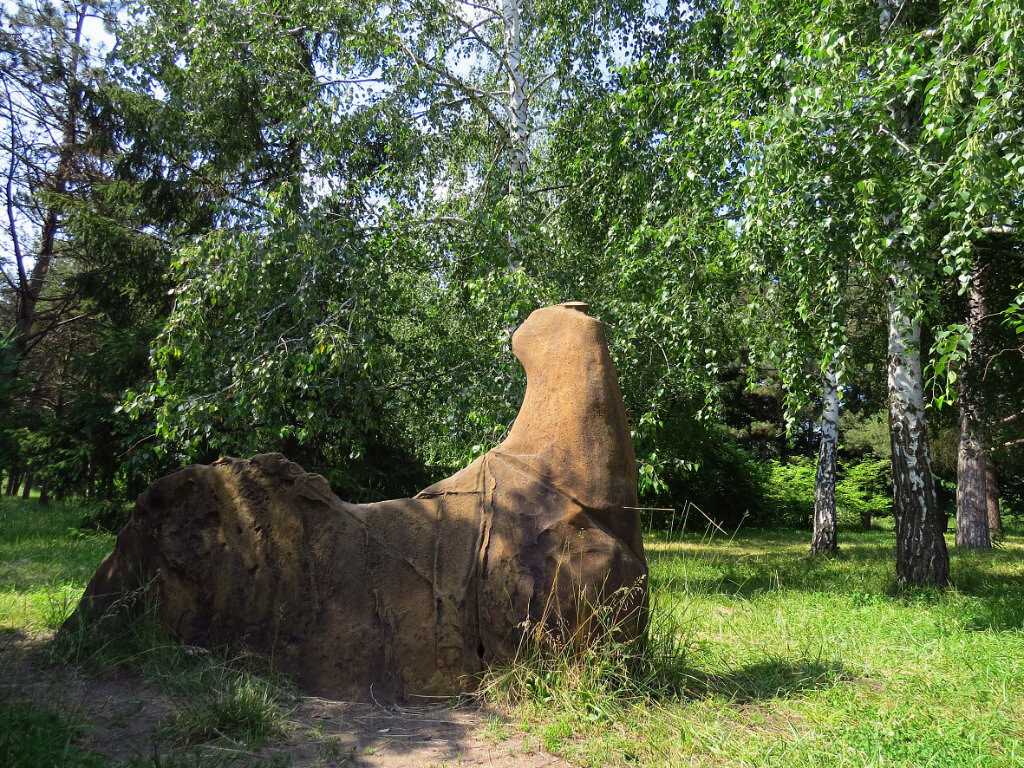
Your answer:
617;0;1023;583
121;0;656;484
872;0;946;585
811;361;840;554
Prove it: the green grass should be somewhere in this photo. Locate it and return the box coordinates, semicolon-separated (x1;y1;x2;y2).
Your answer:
1;495;294;765
487;525;1024;767
0;694;106;768
3;496;1023;767
0;495;114;631
162;679;287;748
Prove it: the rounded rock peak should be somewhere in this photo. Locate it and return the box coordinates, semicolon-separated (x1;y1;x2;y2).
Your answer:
560;301;590;315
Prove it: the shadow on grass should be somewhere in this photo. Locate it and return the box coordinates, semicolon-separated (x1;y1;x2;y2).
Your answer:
647;527;1024;628
944;562;1024;631
680;657;850;703
0;626;27;643
0;690;107;768
0;624;542;768
647;532;895;598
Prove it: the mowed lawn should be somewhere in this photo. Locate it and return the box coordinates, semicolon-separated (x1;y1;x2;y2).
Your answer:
633;529;1024;767
2;494;1024;767
496;525;1024;767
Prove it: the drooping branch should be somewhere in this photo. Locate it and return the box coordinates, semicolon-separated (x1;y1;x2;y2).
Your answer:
435;4;513;83
396;40;511;140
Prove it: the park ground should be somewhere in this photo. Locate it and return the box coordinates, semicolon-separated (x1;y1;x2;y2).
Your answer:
2;495;1024;767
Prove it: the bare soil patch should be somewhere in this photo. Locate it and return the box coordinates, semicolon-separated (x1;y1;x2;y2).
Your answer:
0;631;574;768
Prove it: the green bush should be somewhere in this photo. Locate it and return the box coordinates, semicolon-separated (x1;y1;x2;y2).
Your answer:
655;434;770;530
761;456;892;530
837;458;892;528
763;457;816;529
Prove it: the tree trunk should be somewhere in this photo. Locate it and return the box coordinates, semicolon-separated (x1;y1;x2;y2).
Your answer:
955;264;992;548
503;0;528;184
83;458;93;501
860;512;872;531
956;401;990;548
811;361;840;555
5;472;19;496
100;461;115;501
985;458;1002;535
39;484;49;505
875;1;948;585
10;6;86;361
20;472;32;499
501;0;529;268
11;209;58;358
887;273;950;586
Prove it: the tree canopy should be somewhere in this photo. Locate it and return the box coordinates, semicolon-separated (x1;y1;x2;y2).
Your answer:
1;0;1022;584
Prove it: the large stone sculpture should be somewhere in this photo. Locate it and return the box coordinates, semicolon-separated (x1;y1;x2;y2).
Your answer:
65;303;647;700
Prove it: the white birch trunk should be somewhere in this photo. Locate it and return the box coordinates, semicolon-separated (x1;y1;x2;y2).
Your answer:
887;265;950;586
811;361;839;555
502;0;528;185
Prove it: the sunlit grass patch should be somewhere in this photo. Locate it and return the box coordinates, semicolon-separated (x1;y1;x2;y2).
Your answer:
162;679;287;748
0;497;114;631
488;524;1024;767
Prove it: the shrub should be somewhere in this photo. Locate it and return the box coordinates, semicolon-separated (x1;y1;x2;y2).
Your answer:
836;458;892;528
659;440;770;529
759;456;892;530
762;457;816;529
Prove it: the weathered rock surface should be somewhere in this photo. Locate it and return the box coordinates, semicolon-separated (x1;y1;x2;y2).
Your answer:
66;303;647;700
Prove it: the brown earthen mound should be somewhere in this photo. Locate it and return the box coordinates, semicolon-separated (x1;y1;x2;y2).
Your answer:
65;303;648;700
